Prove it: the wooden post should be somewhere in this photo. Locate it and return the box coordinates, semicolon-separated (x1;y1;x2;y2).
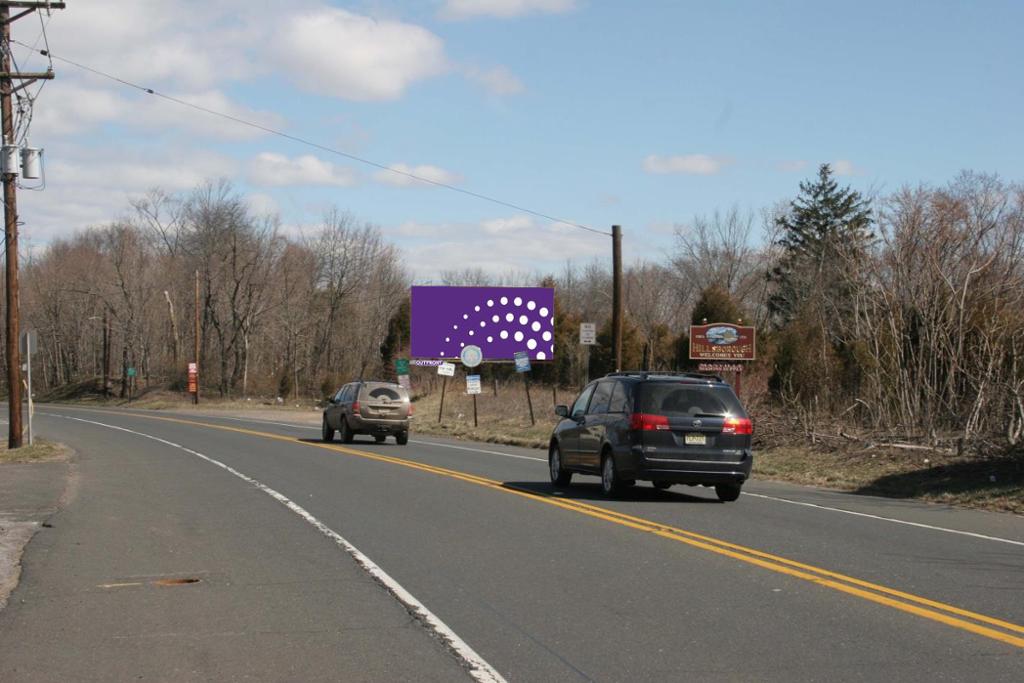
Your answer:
611;224;623;372
524;374;535;426
472;391;478;428
437;375;447;423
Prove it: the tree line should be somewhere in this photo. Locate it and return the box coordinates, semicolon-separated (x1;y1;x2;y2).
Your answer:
14;167;1024;449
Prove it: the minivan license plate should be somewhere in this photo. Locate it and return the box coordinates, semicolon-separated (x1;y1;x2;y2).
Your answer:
684;433;706;446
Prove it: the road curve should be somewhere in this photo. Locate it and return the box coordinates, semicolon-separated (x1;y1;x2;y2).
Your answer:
1;405;1021;681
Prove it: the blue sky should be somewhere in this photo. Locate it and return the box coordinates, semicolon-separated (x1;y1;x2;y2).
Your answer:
15;0;1024;278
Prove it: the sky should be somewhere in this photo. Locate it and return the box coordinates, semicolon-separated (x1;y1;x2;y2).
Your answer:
12;0;1024;280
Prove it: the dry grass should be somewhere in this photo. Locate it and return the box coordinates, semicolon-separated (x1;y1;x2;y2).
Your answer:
0;439;69;464
755;445;1023;514
411;381;562;448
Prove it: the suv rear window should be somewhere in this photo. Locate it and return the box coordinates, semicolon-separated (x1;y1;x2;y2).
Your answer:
638;382;746;417
361;383;407;402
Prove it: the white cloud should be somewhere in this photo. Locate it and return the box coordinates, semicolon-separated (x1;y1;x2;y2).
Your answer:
246;192;279;216
31;83;283;141
481;216;533;234
275;9;448;101
19;148;238;242
464;66;526;95
391;214;606;279
440;0;577;20
831;159;858;176
249;153;357;187
777;160;809;173
643;154;731;176
374;163;461;188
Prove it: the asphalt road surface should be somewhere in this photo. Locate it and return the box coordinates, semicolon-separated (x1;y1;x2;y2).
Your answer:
1;405;1022;681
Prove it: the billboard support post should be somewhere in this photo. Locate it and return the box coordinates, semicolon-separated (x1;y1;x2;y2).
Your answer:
524;374;535;426
437;376;447;424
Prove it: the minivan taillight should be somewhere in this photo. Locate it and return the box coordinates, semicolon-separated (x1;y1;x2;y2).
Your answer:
630;413;670;431
352;401;361;415
722;417;753;435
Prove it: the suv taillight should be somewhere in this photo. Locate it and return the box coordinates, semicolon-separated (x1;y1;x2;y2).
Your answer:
630;413;670;431
408;403;415;416
352;400;361;415
722;417;752;435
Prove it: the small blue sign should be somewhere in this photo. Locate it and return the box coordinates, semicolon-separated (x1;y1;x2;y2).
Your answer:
514;351;531;373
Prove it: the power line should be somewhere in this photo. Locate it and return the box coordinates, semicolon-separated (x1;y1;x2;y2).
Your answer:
14;40;612;238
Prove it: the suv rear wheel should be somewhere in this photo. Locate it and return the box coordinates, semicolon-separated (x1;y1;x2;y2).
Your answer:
715;483;742;502
396;431;409;445
339;418;354;444
549;444;572;486
321;416;335;443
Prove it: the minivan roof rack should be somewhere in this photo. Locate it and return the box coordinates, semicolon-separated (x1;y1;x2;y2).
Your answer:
605;371;724;383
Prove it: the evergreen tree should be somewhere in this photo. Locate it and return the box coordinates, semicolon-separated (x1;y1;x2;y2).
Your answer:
768;164;873;325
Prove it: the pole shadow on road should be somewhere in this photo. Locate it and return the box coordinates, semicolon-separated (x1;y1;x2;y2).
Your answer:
502;481;722;504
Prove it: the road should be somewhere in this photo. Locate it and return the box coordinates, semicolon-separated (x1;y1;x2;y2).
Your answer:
1;405;1022;681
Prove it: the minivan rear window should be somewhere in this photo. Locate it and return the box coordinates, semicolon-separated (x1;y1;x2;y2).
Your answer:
638;382;745;417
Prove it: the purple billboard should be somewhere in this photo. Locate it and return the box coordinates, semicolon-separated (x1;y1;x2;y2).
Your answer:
411;286;555;361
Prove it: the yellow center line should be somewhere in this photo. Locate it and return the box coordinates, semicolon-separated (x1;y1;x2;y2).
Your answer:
54;406;1024;649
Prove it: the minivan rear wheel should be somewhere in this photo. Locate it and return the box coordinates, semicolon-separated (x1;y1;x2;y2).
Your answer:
549;444;572;486
601;453;624;497
715;483;742;502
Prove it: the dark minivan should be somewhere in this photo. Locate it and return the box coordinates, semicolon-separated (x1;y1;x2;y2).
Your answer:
549;372;753;501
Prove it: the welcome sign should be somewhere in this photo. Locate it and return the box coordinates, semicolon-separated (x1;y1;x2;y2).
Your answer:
689;323;756;361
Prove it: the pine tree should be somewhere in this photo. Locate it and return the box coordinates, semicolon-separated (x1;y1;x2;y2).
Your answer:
768;164;873;325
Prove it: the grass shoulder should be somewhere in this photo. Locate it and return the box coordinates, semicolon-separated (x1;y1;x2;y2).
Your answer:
0;439;70;465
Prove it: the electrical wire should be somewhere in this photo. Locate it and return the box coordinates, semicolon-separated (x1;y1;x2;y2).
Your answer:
13;39;612;238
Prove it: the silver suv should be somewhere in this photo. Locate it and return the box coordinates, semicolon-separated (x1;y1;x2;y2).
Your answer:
323;381;412;445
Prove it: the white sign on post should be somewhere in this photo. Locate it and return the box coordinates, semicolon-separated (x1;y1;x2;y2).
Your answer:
466;374;482;395
437;362;456;377
580;322;597;345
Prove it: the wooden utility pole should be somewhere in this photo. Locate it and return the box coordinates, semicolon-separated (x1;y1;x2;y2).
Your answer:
194;269;200;404
1;1;63;448
102;307;110;397
611;224;623;372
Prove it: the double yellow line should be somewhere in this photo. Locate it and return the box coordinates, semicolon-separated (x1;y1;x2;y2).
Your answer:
66;408;1024;650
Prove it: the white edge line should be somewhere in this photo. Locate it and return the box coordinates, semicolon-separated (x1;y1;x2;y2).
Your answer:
55;413;507;683
742;492;1024;547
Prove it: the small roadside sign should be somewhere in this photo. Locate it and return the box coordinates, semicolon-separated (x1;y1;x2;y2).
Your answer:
188;362;198;373
580;323;597;345
397;374;411;390
460;344;483;368
437;362;456;377
514;350;531;373
127;367;137;378
395;358;410;376
19;329;37;355
466;374;482;395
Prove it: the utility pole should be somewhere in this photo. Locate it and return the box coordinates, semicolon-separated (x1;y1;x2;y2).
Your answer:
194;269;200;405
1;1;63;448
102;307;110;397
611;224;623;372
